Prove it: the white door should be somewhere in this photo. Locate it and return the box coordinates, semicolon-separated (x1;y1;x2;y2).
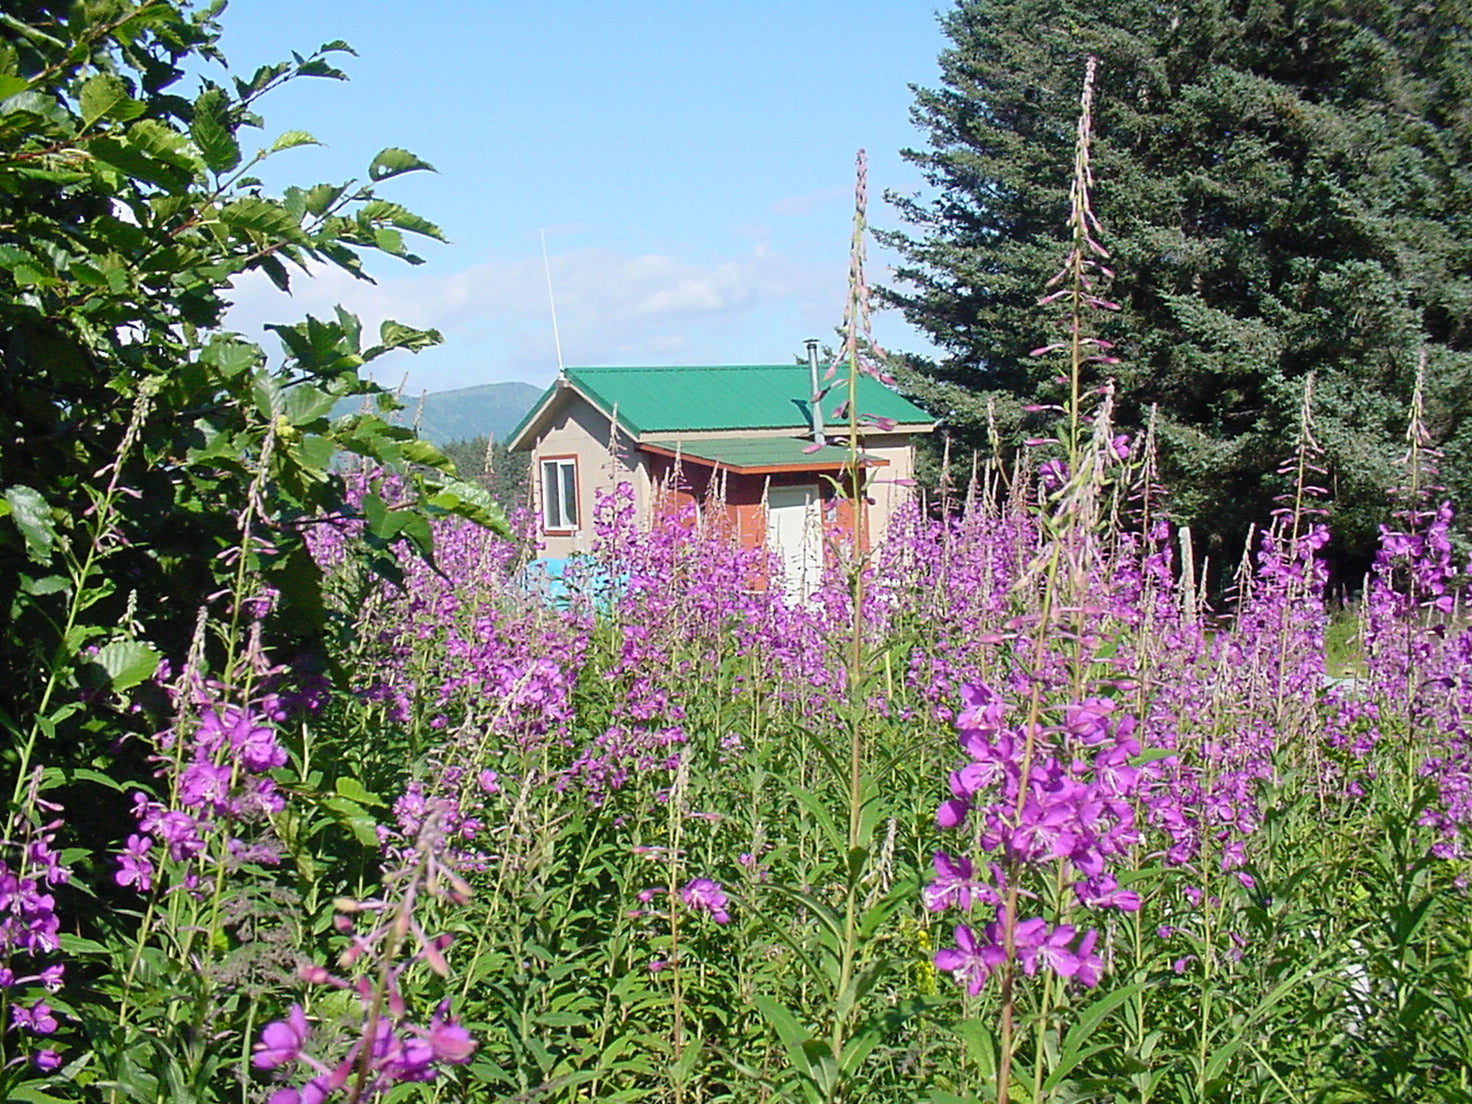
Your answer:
766;485;822;601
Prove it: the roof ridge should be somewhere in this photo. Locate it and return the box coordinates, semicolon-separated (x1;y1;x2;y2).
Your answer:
568;364;796;372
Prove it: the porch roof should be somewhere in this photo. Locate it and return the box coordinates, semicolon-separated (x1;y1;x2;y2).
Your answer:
642;436;888;475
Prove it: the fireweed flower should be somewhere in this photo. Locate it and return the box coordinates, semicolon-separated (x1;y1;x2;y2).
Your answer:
933;921;1004;996
0;778;71;1071
680;878;731;924
1013;917;1101;982
10;1001;58;1035
922;852;997;913
253;1004;311;1070
633;877;735;927
117;676;293;896
1362;499;1472;858
929;682;1142;993
1039;459;1069;492
255;802;476;1101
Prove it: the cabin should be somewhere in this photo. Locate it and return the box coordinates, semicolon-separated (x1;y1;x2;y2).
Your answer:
506;363;934;592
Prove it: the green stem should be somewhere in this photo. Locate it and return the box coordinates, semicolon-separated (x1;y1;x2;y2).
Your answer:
668;761;687;1104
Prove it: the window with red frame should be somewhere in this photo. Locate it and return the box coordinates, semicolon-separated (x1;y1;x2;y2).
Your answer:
540;457;578;531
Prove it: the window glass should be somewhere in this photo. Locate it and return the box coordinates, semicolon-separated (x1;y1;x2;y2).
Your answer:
542;461;561;529
541;458;577;530
560;461;578;526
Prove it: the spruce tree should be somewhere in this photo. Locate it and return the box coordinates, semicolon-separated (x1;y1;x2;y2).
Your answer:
884;0;1472;576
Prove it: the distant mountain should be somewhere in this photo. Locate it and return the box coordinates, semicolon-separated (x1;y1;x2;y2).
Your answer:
340;381;543;447
412;381;542;446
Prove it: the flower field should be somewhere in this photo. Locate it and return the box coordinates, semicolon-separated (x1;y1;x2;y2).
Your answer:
325;439;1472;1104
12;412;1471;1103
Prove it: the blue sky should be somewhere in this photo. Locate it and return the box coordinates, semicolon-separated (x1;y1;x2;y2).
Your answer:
218;1;950;395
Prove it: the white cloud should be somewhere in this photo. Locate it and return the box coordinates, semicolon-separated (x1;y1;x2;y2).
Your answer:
225;243;850;391
631;279;727;317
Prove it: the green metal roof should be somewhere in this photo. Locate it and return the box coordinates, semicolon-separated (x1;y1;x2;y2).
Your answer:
514;364;933;441
643;436;887;473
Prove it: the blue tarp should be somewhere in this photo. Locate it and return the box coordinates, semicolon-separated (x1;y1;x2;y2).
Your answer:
518;557;627;610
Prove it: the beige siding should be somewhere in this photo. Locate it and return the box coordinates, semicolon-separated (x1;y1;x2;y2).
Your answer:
530;395;650;558
826;432;921;542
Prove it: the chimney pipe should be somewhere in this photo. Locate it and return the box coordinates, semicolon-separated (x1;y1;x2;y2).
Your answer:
805;338;826;447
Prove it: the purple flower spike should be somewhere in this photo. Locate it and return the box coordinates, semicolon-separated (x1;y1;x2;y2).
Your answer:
930;679;1151;999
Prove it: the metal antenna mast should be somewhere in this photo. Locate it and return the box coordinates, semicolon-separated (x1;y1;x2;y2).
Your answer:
540;228;565;377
